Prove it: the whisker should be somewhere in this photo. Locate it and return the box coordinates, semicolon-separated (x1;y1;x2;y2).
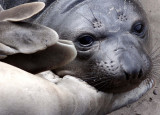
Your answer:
76;11;93;24
98;81;109;90
86;1;105;38
152;61;160;65
150;46;160;57
151;73;159;78
115;36;120;51
152;64;160;68
152;59;160;64
86;1;98;21
149;38;159;54
151;71;160;78
82;76;112;81
152;64;160;67
151;71;160;75
151;54;160;60
75;11;100;41
151;69;160;74
97;13;105;37
82;76;99;80
152;58;160;62
93;80;106;87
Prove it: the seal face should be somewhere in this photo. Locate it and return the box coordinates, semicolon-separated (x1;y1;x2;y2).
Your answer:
47;0;152;93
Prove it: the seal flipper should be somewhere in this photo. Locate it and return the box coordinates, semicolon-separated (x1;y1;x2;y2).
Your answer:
0;2;59;59
0;21;59;56
1;39;77;74
0;2;45;21
0;21;77;73
0;2;77;73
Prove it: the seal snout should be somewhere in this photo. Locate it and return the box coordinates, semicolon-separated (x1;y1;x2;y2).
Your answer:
120;52;144;81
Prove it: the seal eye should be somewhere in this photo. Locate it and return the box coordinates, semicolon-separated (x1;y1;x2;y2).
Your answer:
78;35;94;47
132;22;145;37
134;24;144;33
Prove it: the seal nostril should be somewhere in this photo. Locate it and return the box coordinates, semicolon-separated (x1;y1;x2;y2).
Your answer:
114;49;118;52
138;69;143;78
124;71;130;80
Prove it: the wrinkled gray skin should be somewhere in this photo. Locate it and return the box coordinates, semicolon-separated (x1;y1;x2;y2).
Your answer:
1;0;152;94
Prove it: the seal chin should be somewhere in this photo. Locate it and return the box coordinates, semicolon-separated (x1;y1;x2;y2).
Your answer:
111;79;147;93
109;78;154;112
105;80;144;93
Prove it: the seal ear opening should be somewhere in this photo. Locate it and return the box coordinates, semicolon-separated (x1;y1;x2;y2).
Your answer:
0;2;45;21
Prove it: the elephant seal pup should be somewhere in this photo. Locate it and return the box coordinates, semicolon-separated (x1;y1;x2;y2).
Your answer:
1;0;155;113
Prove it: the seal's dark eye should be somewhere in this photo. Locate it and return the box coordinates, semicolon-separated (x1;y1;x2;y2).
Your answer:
132;22;145;37
78;35;94;47
134;24;144;33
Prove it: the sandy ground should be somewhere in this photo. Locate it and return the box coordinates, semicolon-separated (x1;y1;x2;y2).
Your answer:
108;0;160;115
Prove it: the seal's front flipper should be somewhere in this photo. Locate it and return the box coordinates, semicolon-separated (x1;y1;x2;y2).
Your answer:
0;2;77;73
0;2;45;21
0;21;58;59
0;2;59;59
1;39;77;74
0;21;77;73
